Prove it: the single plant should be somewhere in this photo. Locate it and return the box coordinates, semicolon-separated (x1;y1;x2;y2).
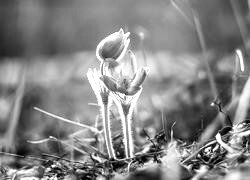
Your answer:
100;47;148;159
87;29;131;159
88;28;148;159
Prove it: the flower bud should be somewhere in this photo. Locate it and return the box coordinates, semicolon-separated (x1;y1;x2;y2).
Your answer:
128;50;138;75
96;28;130;62
121;50;138;77
100;75;118;92
127;67;149;95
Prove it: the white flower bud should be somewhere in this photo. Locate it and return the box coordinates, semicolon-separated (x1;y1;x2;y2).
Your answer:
127;67;149;95
96;28;130;63
100;75;118;92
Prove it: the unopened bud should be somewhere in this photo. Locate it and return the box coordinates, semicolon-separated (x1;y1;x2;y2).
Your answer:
128;50;137;75
100;75;118;92
96;28;130;63
127;67;149;95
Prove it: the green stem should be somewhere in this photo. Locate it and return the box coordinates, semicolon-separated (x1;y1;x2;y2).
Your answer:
101;103;116;159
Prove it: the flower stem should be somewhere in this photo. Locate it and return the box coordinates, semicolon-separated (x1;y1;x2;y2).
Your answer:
120;104;134;158
113;90;142;158
101;103;116;159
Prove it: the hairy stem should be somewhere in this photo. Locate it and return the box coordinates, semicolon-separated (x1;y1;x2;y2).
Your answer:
119;95;142;158
101;103;116;159
121;104;134;158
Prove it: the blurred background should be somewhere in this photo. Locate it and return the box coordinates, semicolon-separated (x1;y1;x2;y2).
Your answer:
0;0;250;161
0;0;248;56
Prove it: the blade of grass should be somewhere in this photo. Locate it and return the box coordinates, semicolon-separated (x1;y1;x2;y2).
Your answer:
230;0;249;53
73;137;107;159
235;49;245;72
3;65;26;152
232;51;240;99
170;122;176;142
0;151;47;162
170;0;194;27
34;107;100;133
192;10;218;100
41;153;86;165
28;136;88;155
161;109;168;140
171;0;218;99
234;77;250;124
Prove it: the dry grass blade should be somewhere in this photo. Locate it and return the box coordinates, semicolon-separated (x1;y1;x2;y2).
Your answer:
235;49;245;72
27;138;51;144
182;140;217;164
73;137;107;159
170;122;176;142
0;151;47;162
171;0;218;100
161;110;168;140
234;77;250;125
170;0;194;27
172;0;219;100
28;136;88;155
192;11;218;100
2;66;26;152
56;137;88;156
34;107;100;133
230;0;249;53
232;51;240;99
